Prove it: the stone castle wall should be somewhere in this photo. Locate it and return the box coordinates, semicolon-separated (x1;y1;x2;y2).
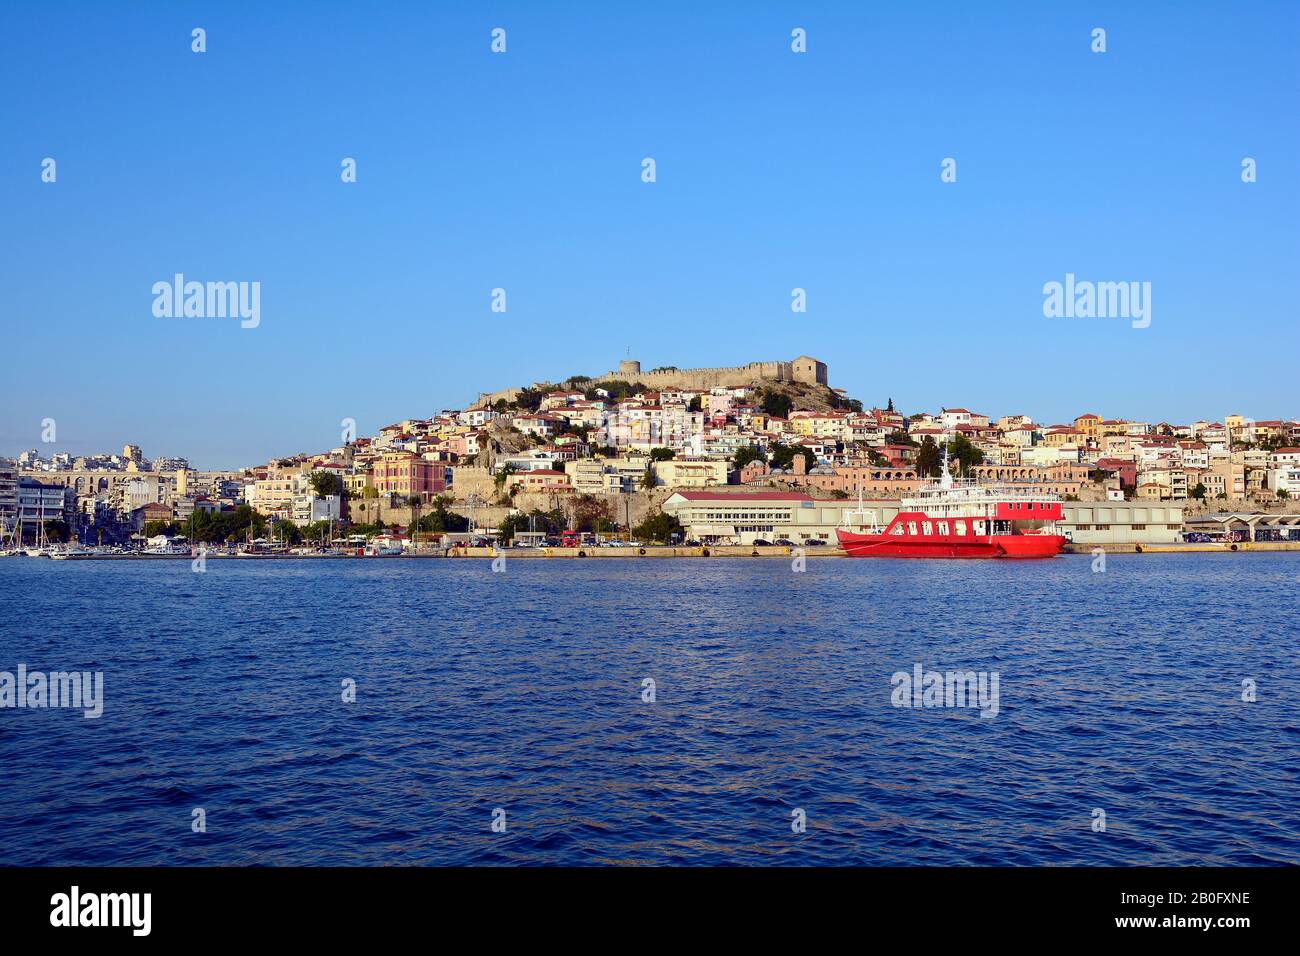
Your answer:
591;361;795;392
475;357;826;408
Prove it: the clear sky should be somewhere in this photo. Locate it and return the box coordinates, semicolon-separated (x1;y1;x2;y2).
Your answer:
2;1;1296;469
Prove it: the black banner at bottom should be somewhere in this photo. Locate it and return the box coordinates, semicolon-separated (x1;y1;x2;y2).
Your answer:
0;866;1289;942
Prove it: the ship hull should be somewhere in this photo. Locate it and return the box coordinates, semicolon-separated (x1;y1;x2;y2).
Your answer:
836;528;1065;559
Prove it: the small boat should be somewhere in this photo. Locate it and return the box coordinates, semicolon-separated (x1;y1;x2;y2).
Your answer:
144;541;193;555
48;544;96;560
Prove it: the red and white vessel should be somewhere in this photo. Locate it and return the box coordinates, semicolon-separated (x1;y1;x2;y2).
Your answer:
836;453;1066;559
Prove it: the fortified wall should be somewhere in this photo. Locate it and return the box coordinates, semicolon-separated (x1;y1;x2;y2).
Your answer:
476;356;827;407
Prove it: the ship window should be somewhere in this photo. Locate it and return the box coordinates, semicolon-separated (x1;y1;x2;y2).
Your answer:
938;521;949;535
955;521;966;536
921;522;932;535
891;524;905;535
906;522;918;535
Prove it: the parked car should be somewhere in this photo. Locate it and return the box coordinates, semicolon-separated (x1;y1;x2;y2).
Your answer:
684;539;701;546
804;539;827;546
603;540;626;547
773;538;795;546
1183;532;1211;543
751;539;772;546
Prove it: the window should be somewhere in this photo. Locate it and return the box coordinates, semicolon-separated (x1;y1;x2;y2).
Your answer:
906;522;918;535
938;521;949;535
955;522;966;536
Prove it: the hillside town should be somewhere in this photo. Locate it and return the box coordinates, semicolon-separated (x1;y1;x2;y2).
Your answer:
4;355;1300;553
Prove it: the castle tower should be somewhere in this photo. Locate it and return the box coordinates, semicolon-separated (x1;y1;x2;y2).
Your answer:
618;359;641;377
792;356;828;386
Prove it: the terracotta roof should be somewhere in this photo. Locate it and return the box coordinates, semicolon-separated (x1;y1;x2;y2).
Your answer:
671;491;812;502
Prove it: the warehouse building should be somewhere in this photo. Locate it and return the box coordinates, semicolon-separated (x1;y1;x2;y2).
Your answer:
1059;501;1184;545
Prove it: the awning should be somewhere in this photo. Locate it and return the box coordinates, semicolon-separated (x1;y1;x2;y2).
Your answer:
692;525;737;537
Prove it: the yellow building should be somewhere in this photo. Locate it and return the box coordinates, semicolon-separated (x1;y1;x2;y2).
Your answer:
1073;414;1101;444
1043;427;1083;448
652;459;729;488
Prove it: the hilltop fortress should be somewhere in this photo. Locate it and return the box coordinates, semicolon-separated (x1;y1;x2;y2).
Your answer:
476;356;828;407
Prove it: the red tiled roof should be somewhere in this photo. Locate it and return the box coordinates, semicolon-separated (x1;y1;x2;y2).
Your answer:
671;491;812;502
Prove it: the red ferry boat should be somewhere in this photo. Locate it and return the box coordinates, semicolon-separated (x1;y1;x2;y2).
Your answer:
836;455;1066;559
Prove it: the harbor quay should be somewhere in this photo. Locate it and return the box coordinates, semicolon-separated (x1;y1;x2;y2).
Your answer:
35;540;1300;560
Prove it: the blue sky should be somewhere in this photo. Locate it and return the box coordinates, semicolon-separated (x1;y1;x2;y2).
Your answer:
2;1;1297;469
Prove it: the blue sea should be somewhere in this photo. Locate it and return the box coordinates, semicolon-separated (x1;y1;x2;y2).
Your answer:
0;554;1296;866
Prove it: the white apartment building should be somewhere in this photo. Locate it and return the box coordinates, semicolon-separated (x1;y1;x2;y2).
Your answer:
293;494;342;526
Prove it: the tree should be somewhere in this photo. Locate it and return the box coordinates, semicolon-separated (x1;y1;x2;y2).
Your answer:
887;397;895;412
271;520;302;545
915;436;941;477
887;430;916;447
514;387;544;412
309;471;344;499
769;443;814;472
632;511;682;543
43;519;71;543
945;434;985;473
1278;489;1290;500
761;391;793;419
1191;482;1207;500
649;447;675;462
734;446;764;470
641;464;656;490
413;501;469;534
493;463;517;495
570;494;614;533
497;508;565;543
301;521;333;544
586;380;645;401
687;396;702;413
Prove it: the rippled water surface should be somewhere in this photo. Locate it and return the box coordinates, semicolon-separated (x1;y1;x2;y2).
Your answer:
1;554;1297;865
